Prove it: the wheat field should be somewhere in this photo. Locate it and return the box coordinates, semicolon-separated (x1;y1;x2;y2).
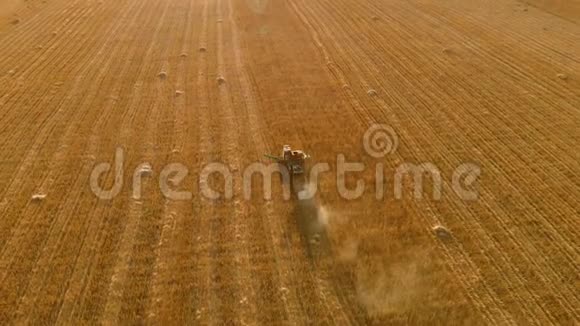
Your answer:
0;0;578;324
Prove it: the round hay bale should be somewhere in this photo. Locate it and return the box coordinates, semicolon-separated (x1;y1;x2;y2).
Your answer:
158;71;168;79
367;89;377;96
432;225;452;240
31;194;47;202
557;73;568;80
217;76;226;85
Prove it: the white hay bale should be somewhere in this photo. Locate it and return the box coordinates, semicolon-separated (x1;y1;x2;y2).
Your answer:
433;225;452;240
138;163;153;176
175;90;184;96
367;89;377;96
31;194;47;202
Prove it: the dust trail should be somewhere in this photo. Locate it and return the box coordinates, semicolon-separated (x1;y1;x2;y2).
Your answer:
320;201;468;319
355;248;428;316
294;199;430;315
292;198;328;258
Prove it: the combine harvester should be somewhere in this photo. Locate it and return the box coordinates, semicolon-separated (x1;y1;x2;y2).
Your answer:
266;146;328;254
264;145;310;175
264;145;310;195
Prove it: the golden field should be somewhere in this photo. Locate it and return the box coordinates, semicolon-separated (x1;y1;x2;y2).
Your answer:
0;0;578;324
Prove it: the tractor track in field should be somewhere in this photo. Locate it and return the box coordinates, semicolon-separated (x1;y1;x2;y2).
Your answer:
0;2;114;131
225;6;311;326
0;0;137;244
229;1;361;323
0;3;151;324
0;0;144;286
18;2;159;318
8;0;159;322
145;0;201;323
187;0;214;323
96;0;175;322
